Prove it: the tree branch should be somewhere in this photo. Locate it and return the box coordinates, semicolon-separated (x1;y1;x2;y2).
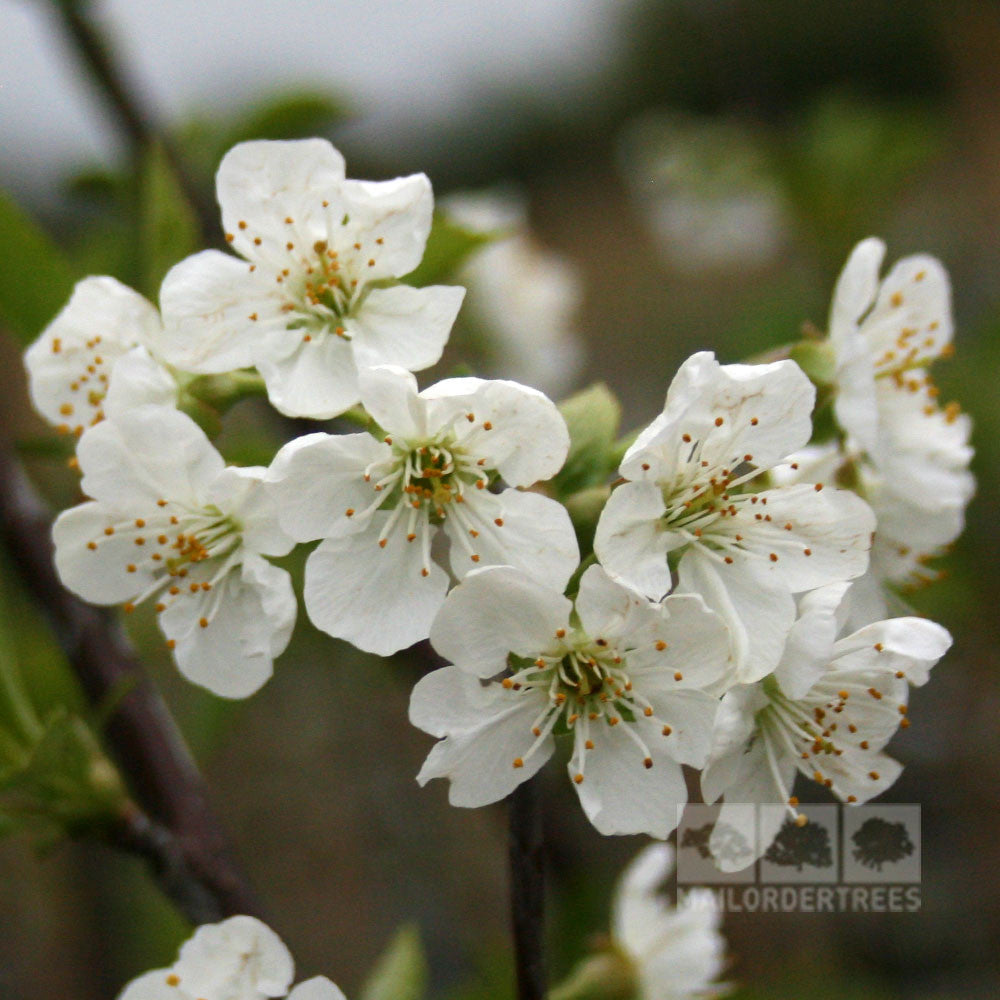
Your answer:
508;777;547;1000
0;440;262;923
50;0;219;245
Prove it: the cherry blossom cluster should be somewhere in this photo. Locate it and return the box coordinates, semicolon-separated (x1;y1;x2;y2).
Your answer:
23;137;969;878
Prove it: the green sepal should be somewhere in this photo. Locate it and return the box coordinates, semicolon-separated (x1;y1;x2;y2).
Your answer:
789;338;837;387
553;384;622;499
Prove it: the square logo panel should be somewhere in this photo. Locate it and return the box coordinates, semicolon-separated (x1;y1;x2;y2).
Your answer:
759;804;839;883
676;803;757;884
842;805;920;884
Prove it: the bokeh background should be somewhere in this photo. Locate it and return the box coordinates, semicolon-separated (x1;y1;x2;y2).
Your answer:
1;1;999;997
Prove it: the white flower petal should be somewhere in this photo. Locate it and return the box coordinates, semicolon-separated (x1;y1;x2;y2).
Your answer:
217;138;347;264
159;250;275;373
677;549;795;686
415;682;551;807
53;501;152;604
726;484;875;592
24;276;162;429
625;592;732;693
266;432;390;542
622;353;815;480
641;689;720;768
828;237;884;343
711;733;795;871
429;565;571;678
357;365;427;439
159;557;294;699
594;482;673;599
773;582;851;700
574;563;660;641
339;173;434;279
77;407;224;510
348;284;464;373
287;977;348;1000
103;346;178;418
700;685;768;805
208;467;295;558
863;253;953;369
432;378;571;486
256;332;362;419
573;722;688;837
117;970;192;1000
303;515;449;655
803;748;903;805
611;843;675;956
830;617;952;686
443;488;579;593
173;915;295;999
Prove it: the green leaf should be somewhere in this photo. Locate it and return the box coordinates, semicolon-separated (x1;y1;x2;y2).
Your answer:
359;924;428;1000
139;143;200;297
0;188;79;344
222;91;349;147
402;213;492;288
553;383;622;497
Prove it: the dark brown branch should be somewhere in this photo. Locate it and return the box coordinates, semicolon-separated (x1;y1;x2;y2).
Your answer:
0;440;262;923
508;777;547;1000
50;0;219;245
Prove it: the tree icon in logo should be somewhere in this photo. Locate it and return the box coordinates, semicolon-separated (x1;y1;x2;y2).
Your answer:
851;816;915;871
764;816;834;871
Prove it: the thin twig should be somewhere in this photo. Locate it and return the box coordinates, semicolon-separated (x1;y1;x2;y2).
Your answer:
508;777;547;1000
50;0;219;244
0;440;262;923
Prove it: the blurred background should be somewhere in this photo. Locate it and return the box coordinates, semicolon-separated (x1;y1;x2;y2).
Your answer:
1;0;999;997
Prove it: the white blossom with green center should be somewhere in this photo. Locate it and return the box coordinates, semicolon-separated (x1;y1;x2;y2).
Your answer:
159;138;465;419
594;351;876;687
701;583;951;870
410;564;730;838
117;915;345;1000
266;365;578;656
53;406;296;698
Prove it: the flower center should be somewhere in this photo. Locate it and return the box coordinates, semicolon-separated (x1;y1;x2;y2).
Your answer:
502;632;680;782
86;503;244;628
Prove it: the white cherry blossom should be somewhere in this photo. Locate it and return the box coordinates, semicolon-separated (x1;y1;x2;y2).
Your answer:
53;406;296;698
700;585;951;870
611;844;728;1000
24;276;176;434
266;365;578;656
443;190;584;397
827;237;956;458
159;139;465;419
117;915;345;1000
775;436;971;628
409;564;729;838
594;351;875;685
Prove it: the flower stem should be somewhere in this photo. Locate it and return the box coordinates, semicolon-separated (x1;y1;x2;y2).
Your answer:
49;0;218;245
508;776;547;1000
0;437;262;923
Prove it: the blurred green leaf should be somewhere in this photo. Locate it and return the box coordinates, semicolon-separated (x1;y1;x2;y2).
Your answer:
780;94;943;258
222;91;349;148
0;708;127;845
402;214;492;288
359;924;428;1000
139;143;200;297
553;383;622;498
0;188;79;344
